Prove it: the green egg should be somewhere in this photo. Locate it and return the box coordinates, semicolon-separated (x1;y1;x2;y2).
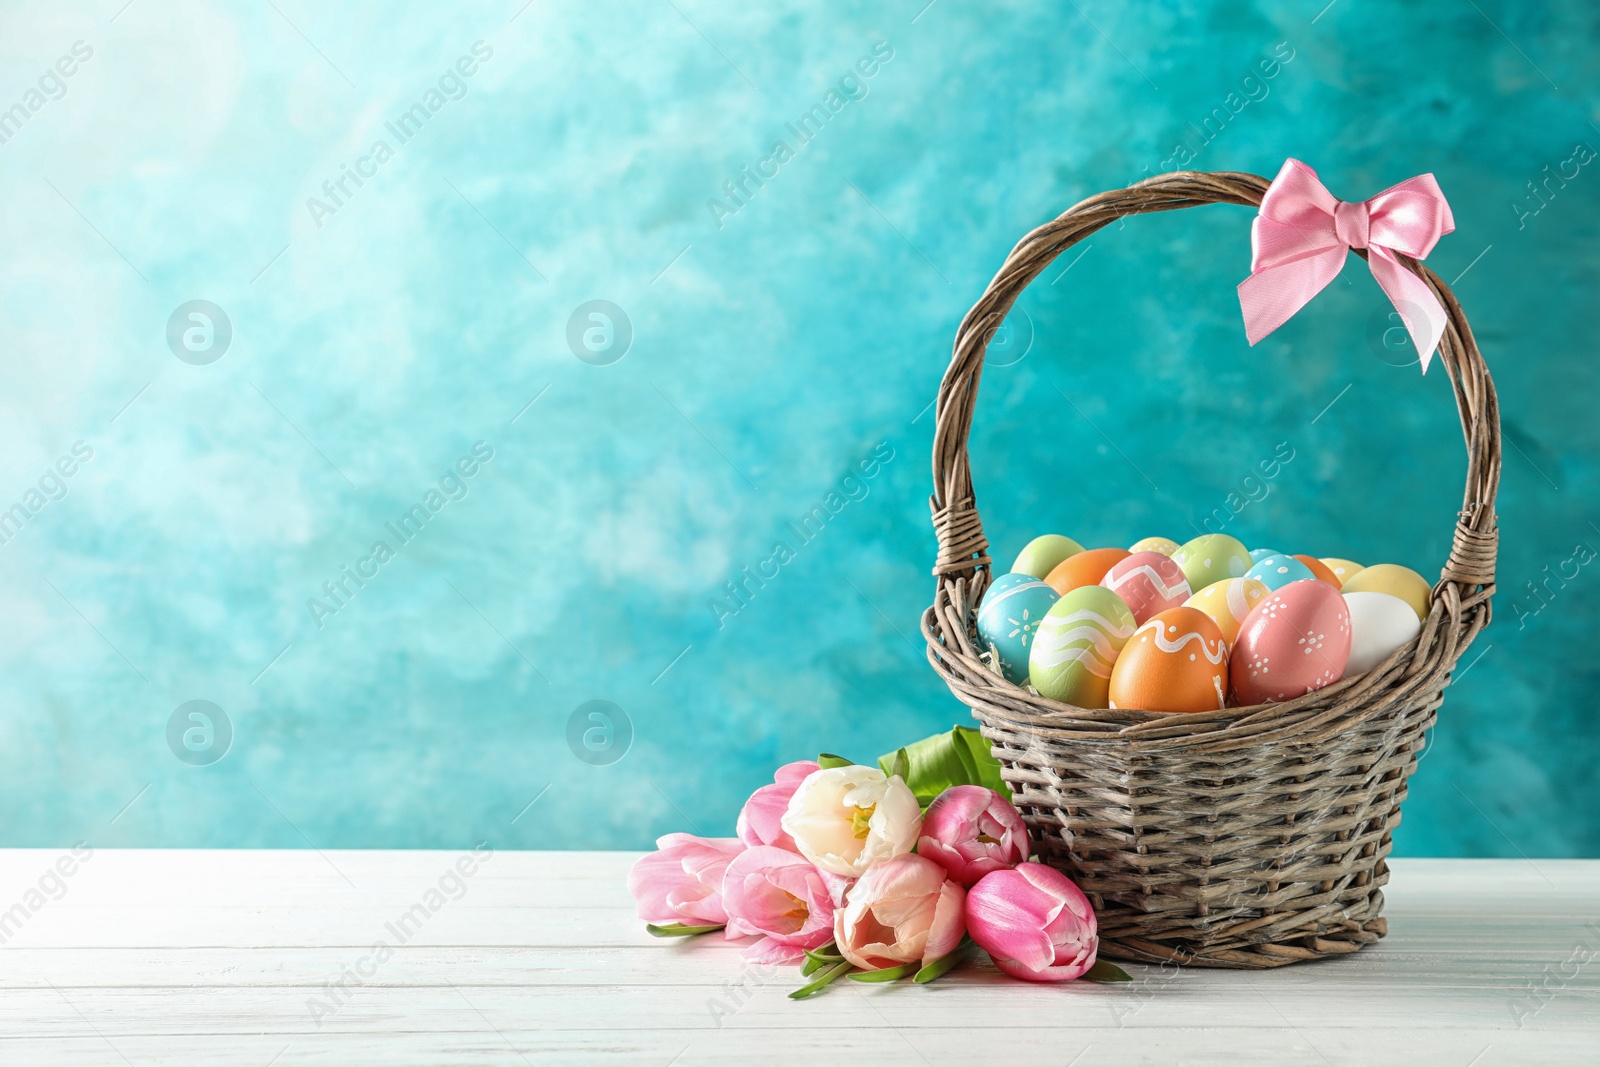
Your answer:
1172;534;1252;592
1028;586;1137;708
1010;534;1085;580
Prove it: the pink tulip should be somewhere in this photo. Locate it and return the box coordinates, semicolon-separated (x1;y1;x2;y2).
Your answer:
917;785;1030;887
965;862;1098;981
722;845;846;964
628;833;744;928
833;854;966;971
736;760;820;853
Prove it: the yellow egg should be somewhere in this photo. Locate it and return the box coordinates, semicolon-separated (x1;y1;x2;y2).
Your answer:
1341;563;1431;621
1320;558;1365;585
1183;577;1269;648
1129;536;1180;557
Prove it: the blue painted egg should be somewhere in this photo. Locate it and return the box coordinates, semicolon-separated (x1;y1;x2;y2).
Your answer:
977;573;1060;684
1249;547;1283;563
1245;553;1316;592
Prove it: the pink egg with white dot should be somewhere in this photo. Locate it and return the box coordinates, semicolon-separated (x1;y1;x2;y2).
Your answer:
1230;579;1352;705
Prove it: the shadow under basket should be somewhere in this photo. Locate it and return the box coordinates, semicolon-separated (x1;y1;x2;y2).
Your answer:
922;170;1500;969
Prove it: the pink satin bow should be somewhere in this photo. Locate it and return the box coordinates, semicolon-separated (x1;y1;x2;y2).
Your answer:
1238;159;1455;373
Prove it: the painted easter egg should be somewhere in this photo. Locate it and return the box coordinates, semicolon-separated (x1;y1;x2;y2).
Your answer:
1341;563;1431;621
1249;548;1283;563
1245;553;1316;592
1230;579;1352;705
1320;558;1365;586
1342;591;1422;677
1172;534;1252;592
1129;536;1180;557
1101;551;1191;625
1294;555;1342;587
1028;586;1137;708
1109;607;1228;713
976;573;1061;684
1184;576;1270;647
1045;548;1130;596
1011;535;1085;580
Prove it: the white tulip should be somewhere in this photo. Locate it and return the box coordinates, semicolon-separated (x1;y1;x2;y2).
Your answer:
780;765;922;877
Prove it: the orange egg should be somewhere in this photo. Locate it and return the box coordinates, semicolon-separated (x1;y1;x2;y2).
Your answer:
1044;548;1131;596
1294;555;1342;587
1108;607;1228;713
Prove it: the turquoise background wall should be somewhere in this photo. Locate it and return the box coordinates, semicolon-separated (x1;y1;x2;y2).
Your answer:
1;1;1595;856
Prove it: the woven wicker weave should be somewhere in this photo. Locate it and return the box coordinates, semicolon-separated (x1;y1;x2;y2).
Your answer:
923;170;1500;969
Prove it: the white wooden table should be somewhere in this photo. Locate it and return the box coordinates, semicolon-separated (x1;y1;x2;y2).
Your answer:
1;851;1595;1065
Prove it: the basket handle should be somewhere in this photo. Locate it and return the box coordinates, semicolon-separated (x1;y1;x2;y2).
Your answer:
929;169;1499;622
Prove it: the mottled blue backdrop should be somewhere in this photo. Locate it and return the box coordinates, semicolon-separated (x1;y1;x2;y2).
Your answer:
1;1;1595;856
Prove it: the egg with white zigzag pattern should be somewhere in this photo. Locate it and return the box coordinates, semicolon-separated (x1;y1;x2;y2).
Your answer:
1101;551;1190;625
1109;607;1229;713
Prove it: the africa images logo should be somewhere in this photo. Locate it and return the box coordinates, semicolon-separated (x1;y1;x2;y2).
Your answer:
306;442;495;629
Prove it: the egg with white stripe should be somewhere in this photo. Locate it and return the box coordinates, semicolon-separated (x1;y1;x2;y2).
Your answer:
1028;586;1137;708
976;573;1060;684
1109;607;1229;713
1101;551;1191;625
1184;576;1270;647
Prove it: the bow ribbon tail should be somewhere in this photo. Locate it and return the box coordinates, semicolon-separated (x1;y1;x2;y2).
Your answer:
1236;224;1347;345
1365;246;1448;374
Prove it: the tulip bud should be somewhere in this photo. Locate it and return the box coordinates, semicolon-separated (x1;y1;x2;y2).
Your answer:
737;760;821;853
917;785;1029;887
965;862;1098;981
627;834;744;928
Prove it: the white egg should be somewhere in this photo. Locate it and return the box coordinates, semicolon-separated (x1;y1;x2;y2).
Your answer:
1342;591;1422;676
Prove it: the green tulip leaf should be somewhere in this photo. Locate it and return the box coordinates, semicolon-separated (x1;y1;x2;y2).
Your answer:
877;725;1010;806
889;747;910;783
801;941;844;975
645;922;724;938
1082;959;1133;983
847;961;919;983
788;960;853;999
912;937;972;984
802;942;843;964
817;753;854;769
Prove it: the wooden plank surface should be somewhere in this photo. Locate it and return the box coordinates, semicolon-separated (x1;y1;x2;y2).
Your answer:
0;850;1595;1065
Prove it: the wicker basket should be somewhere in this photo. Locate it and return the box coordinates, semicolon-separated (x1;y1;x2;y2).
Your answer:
923;170;1500;969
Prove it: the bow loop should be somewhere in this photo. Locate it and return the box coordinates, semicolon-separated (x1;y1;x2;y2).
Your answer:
1363;174;1454;259
1238;159;1455;373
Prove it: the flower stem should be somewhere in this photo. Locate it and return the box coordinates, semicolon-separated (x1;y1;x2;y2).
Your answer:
788;960;853;999
912;937;973;984
848;961;919;983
